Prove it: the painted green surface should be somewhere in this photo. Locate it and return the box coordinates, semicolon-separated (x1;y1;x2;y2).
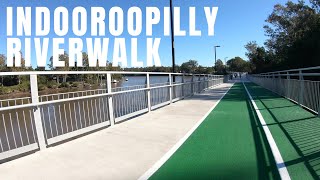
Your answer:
246;83;320;180
150;83;279;180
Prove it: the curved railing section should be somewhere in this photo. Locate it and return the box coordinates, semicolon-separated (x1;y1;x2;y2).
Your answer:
248;66;320;116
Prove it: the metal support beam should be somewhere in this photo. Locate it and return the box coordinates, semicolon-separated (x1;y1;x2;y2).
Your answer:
286;72;290;98
30;75;46;150
299;70;304;106
182;75;185;97
147;73;151;112
107;73;115;126
169;74;172;103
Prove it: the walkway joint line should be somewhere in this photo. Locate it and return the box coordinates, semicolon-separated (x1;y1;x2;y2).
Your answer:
243;82;291;180
138;83;234;180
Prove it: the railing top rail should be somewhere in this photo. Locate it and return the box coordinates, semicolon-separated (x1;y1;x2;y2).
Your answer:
259;66;320;75
0;77;224;111
253;73;320;77
0;96;31;101
0;71;224;76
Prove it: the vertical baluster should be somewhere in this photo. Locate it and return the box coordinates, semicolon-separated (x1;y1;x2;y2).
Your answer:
2;114;10;150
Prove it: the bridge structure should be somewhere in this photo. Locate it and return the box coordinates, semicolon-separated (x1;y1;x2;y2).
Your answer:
0;67;320;180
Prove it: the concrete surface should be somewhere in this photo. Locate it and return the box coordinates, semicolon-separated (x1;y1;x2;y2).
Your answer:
0;83;233;180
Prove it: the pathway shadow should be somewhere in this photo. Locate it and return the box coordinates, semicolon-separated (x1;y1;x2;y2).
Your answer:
249;83;320;179
245;96;281;180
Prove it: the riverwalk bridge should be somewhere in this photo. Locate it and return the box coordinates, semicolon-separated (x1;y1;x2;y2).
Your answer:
0;67;320;180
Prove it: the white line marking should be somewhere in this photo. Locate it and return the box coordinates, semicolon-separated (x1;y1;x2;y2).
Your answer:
138;83;234;180
243;82;291;180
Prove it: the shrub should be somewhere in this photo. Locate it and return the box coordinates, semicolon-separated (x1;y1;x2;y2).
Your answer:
17;82;30;92
59;82;69;88
46;81;58;89
0;86;11;95
71;82;79;87
38;84;46;91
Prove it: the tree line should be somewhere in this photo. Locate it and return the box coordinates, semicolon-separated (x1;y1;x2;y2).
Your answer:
245;0;320;73
0;52;223;95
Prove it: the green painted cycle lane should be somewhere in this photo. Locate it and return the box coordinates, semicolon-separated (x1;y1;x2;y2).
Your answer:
245;82;320;180
149;83;279;180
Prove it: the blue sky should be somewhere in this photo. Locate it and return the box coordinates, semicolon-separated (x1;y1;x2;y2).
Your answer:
0;0;295;68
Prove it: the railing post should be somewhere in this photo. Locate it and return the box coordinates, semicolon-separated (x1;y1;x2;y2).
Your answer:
286;72;290;98
169;74;172;104
278;73;281;94
182;74;185;97
191;75;194;95
147;73;151;112
30;74;46;150
272;74;275;92
299;70;304;106
198;75;201;93
107;73;115;126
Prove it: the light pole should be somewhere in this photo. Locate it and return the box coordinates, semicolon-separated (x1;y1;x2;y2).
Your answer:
214;45;221;66
214;46;220;74
170;0;175;81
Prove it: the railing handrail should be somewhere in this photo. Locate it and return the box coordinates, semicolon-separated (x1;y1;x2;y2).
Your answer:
0;96;31;102
0;78;224;109
0;70;224;76
258;66;320;75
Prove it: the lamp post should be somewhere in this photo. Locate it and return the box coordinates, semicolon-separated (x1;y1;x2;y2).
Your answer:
214;45;221;66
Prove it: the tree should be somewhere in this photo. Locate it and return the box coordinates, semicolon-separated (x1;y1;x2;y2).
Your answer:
0;54;7;86
180;60;199;73
227;57;250;72
49;52;70;83
245;41;274;73
215;59;226;74
245;0;320;73
263;0;320;69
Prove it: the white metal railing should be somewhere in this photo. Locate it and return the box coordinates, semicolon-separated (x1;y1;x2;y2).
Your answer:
0;71;223;161
248;66;320;116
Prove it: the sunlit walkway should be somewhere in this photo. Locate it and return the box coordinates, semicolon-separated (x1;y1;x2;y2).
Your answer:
147;83;280;180
144;82;320;180
1;80;320;180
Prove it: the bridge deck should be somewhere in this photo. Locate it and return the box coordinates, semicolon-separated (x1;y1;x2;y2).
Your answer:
147;82;320;180
1;81;320;180
148;83;280;180
0;83;233;180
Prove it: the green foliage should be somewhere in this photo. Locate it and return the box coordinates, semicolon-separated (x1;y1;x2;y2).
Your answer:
17;82;30;92
215;59;226;75
0;51;218;95
227;57;250;72
70;82;79;88
46;81;58;89
59;82;69;88
180;60;199;73
246;0;320;73
0;86;12;94
38;84;46;91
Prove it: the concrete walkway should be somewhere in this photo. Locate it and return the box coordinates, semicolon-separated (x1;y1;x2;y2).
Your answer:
0;83;233;180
